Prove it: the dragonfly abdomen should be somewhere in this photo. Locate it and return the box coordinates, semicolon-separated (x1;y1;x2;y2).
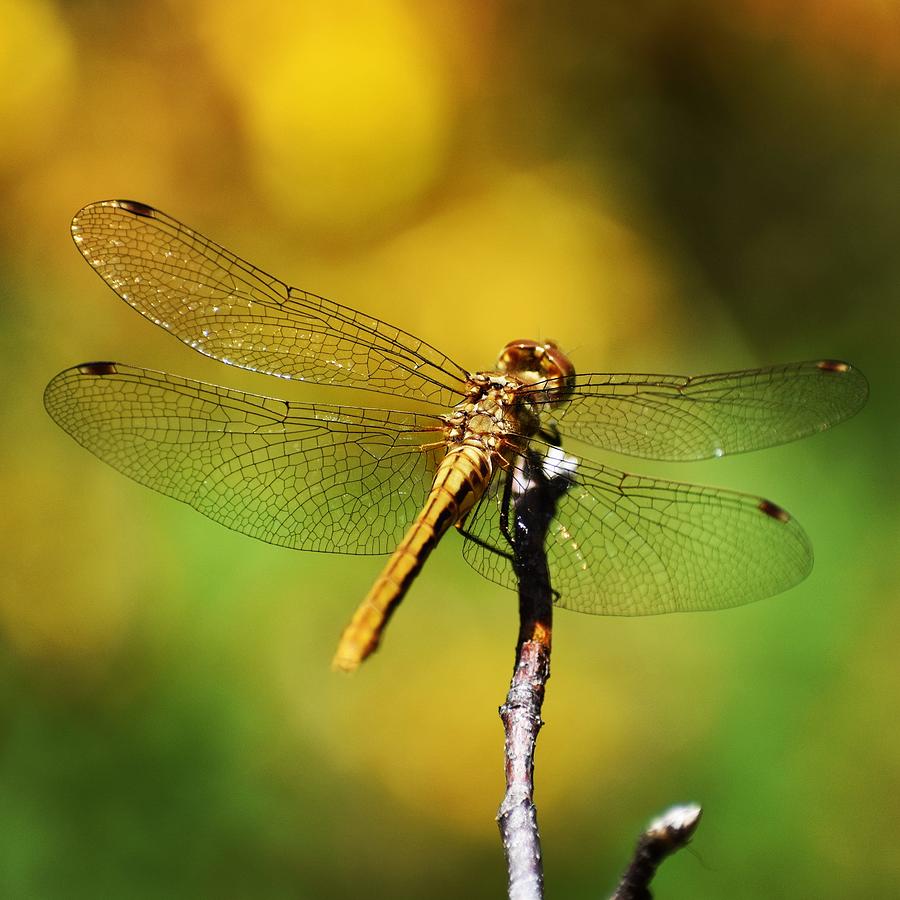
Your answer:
332;442;494;671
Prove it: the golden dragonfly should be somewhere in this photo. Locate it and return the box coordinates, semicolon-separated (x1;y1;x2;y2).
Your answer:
44;200;868;671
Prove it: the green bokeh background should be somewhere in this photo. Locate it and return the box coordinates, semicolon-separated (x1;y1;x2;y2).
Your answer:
1;2;897;897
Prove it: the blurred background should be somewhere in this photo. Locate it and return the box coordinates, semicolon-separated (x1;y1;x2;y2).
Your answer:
1;1;897;897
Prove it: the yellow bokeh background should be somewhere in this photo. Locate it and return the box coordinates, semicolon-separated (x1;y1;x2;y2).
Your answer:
1;1;897;897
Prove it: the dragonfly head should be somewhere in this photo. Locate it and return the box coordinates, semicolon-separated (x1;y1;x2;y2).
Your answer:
496;339;575;407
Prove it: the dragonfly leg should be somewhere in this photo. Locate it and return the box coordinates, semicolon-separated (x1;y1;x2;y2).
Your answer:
537;422;562;446
455;522;515;563
498;466;515;549
454;459;517;560
418;438;449;453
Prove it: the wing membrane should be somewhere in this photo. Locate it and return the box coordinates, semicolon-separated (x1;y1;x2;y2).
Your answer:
44;362;446;553
525;360;868;460
461;445;812;614
71;200;470;405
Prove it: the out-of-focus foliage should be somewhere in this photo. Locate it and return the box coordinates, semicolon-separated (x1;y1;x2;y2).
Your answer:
198;1;454;235
0;0;74;170
0;1;897;897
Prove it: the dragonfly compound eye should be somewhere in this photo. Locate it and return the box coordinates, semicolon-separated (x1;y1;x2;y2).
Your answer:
496;339;576;407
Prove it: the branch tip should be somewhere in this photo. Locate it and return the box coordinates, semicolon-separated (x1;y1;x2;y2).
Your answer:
610;803;703;900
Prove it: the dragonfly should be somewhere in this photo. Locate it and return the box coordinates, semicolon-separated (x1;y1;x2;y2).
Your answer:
44;200;868;671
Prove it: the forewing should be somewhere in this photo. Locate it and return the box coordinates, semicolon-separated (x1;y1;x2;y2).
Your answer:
526;361;867;460
71;200;470;405
461;447;812;614
44;363;445;553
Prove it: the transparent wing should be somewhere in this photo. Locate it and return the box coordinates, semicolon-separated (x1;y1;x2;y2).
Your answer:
44;362;446;553
524;360;868;460
461;445;812;614
71;200;470;406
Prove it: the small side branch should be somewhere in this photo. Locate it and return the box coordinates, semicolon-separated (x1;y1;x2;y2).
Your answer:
498;451;572;900
610;804;703;900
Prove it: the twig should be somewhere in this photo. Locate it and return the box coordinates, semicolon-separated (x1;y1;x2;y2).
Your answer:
498;450;573;900
610;804;703;900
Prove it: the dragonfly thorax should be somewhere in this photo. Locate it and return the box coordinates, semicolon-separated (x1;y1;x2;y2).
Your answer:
442;375;531;455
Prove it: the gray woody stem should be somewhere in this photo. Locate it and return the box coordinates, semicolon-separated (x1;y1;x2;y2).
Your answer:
610;804;703;899
498;451;571;900
495;448;701;899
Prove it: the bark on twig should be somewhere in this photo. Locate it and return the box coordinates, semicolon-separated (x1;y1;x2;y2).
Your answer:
498;451;572;900
495;450;699;900
610;804;703;900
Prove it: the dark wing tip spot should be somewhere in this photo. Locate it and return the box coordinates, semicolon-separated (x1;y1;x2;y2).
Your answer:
816;359;851;373
115;200;156;218
78;362;118;376
758;499;790;523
